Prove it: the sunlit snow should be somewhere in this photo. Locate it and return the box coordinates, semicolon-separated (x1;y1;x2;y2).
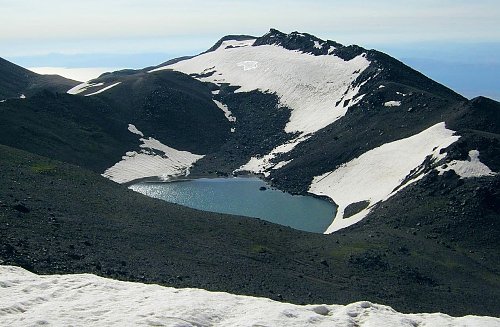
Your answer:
309;122;460;233
213;99;236;122
150;39;370;135
67;81;121;96
384;100;401;107
67;82;104;95
127;123;144;137
102;124;203;183
237;135;310;176
1;266;498;327
84;82;121;96
437;149;496;178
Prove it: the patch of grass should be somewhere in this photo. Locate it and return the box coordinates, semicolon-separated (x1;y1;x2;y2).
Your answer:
250;244;269;254
30;162;57;174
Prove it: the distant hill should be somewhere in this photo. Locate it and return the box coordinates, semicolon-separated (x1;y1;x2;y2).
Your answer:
0;57;79;99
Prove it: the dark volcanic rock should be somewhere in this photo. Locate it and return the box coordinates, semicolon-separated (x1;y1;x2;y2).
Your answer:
13;203;30;213
0;145;499;316
343;201;370;219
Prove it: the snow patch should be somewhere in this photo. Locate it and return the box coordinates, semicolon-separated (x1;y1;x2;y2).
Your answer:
67;81;121;96
384;101;401;107
127;124;144;137
84;82;121;96
437;150;496;178
237;135;310;176
19;94;26;99
314;41;322;49
211;90;220;95
219;39;255;50
309;122;460;233
67;82;104;95
150;41;370;135
213;100;236;122
102;124;203;183
1;265;498;327
378;85;385;89
0;100;5;103
273;160;292;170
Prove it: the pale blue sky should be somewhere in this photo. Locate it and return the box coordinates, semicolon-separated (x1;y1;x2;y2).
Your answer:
1;0;499;99
1;0;499;56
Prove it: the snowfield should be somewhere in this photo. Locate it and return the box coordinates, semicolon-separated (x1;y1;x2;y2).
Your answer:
150;36;372;177
309;122;461;233
150;39;370;135
1;266;498;327
309;123;497;233
102;124;203;183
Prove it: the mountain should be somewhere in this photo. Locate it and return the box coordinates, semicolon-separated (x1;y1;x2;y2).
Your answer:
0;29;499;316
0;57;79;99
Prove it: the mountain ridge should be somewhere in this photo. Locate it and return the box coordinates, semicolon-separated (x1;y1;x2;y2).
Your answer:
0;57;79;99
0;29;499;316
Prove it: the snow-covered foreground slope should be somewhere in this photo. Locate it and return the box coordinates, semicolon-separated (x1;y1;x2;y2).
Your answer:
102;124;204;183
1;266;498;327
150;39;370;135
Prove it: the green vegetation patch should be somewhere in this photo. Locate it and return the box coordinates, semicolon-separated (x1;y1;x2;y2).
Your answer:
30;162;57;174
250;244;270;254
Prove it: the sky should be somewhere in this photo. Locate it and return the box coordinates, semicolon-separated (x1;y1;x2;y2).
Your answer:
1;0;499;99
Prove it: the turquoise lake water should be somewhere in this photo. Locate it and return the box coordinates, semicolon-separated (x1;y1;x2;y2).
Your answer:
130;177;336;233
